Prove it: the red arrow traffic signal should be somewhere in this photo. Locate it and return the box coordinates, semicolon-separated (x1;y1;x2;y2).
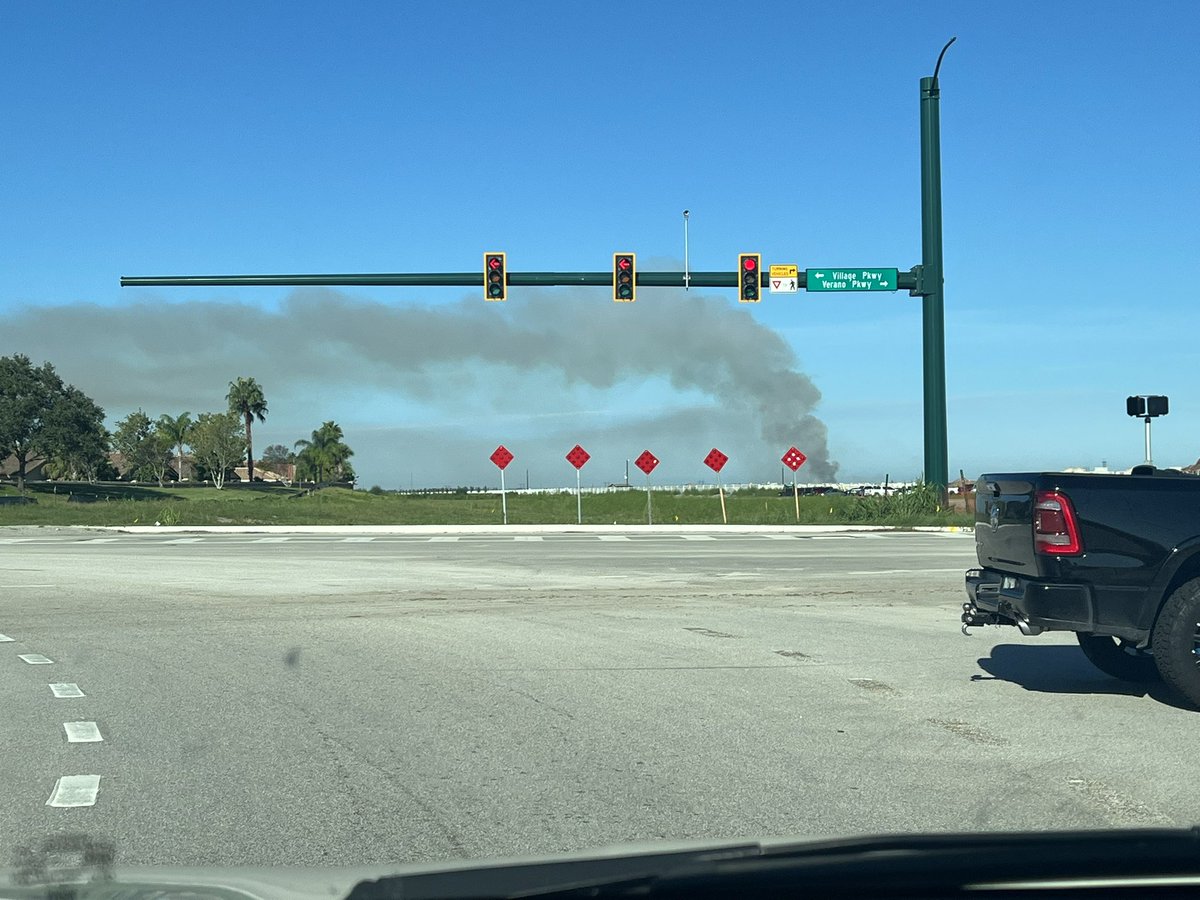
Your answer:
613;253;636;302
484;252;506;301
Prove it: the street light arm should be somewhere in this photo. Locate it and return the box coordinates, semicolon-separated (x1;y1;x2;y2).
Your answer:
932;36;957;84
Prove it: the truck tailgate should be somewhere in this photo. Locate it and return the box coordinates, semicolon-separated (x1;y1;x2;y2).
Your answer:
975;477;1039;575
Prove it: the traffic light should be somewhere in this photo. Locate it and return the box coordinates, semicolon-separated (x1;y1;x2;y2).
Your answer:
1127;395;1170;417
738;253;761;303
484;252;506;301
613;253;636;302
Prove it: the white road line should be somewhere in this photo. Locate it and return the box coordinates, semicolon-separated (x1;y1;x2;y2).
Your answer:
515;536;544;541
843;568;966;576
50;683;85;698
0;538;36;543
252;537;291;543
341;537;375;542
162;537;205;544
79;538;119;544
46;775;101;808
680;535;717;541
760;534;800;540
598;535;632;541
64;722;103;743
428;536;459;542
19;654;54;665
810;536;855;540
0;634;14;642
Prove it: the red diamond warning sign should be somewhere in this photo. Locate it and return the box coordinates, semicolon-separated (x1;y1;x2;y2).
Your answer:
566;444;591;470
634;450;659;475
703;448;728;473
490;445;514;470
781;446;807;471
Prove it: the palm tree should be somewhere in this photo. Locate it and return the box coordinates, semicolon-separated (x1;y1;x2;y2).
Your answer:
226;377;268;484
294;421;353;484
156;412;193;482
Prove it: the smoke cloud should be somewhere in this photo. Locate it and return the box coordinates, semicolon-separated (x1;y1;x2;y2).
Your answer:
1;287;837;482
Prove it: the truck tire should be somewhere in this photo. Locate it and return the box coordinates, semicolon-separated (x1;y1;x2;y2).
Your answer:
1075;633;1159;682
1151;578;1200;707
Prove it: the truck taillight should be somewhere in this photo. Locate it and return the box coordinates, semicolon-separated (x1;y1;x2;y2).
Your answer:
1034;490;1083;555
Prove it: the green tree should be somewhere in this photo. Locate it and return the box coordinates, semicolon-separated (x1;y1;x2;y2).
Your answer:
157;412;193;482
0;355;108;491
40;386;110;482
225;377;268;484
294;421;354;483
113;410;173;486
190;412;246;490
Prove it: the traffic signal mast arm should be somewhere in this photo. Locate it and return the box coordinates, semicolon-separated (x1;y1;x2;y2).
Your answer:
122;268;924;291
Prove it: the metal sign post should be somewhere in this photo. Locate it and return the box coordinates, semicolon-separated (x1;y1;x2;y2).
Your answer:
566;444;591;524
704;448;729;525
489;445;514;525
782;447;808;523
635;451;659;526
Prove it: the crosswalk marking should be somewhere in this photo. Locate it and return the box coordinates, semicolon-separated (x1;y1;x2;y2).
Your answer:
64;721;103;743
46;775;101;808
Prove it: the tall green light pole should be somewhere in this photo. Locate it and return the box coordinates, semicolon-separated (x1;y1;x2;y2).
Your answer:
920;37;955;492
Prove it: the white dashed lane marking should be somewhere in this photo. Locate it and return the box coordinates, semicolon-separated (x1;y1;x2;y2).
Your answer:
515;536;544;542
19;654;54;665
598;536;631;541
162;538;204;544
79;538;119;544
428;537;459;542
680;535;717;541
252;537;291;543
341;537;375;542
50;683;85;698
0;633;14;642
64;722;103;743
46;775;101;808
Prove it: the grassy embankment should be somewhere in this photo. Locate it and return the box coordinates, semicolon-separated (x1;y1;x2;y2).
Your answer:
0;481;972;528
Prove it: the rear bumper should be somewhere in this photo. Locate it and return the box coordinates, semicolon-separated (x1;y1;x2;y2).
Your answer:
964;567;1097;635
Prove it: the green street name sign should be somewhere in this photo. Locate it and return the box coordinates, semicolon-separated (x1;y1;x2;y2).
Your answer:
806;268;898;291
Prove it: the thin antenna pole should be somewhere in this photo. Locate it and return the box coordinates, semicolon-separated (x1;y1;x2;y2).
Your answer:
683;210;690;291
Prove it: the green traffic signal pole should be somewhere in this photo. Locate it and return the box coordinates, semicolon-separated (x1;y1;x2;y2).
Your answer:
122;46;952;490
919;38;955;494
120;270;921;290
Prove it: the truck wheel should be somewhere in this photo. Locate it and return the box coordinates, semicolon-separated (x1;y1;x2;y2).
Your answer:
1075;633;1159;682
1151;578;1200;707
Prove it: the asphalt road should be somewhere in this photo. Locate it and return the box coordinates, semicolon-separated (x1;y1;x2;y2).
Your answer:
0;528;1194;871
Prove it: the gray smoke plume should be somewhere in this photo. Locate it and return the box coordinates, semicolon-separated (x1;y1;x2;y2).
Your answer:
1;287;837;480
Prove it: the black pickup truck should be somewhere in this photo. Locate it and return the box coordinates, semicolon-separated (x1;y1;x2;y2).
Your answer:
963;467;1200;705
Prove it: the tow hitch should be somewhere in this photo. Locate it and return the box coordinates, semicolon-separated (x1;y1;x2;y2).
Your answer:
961;602;1043;636
960;601;1016;635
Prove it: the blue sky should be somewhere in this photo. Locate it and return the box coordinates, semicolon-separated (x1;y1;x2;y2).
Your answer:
2;2;1198;488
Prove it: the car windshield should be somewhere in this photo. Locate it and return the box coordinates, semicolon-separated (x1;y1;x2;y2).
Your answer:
2;1;1199;887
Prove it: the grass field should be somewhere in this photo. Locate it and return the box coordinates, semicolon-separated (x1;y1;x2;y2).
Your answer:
0;481;973;528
